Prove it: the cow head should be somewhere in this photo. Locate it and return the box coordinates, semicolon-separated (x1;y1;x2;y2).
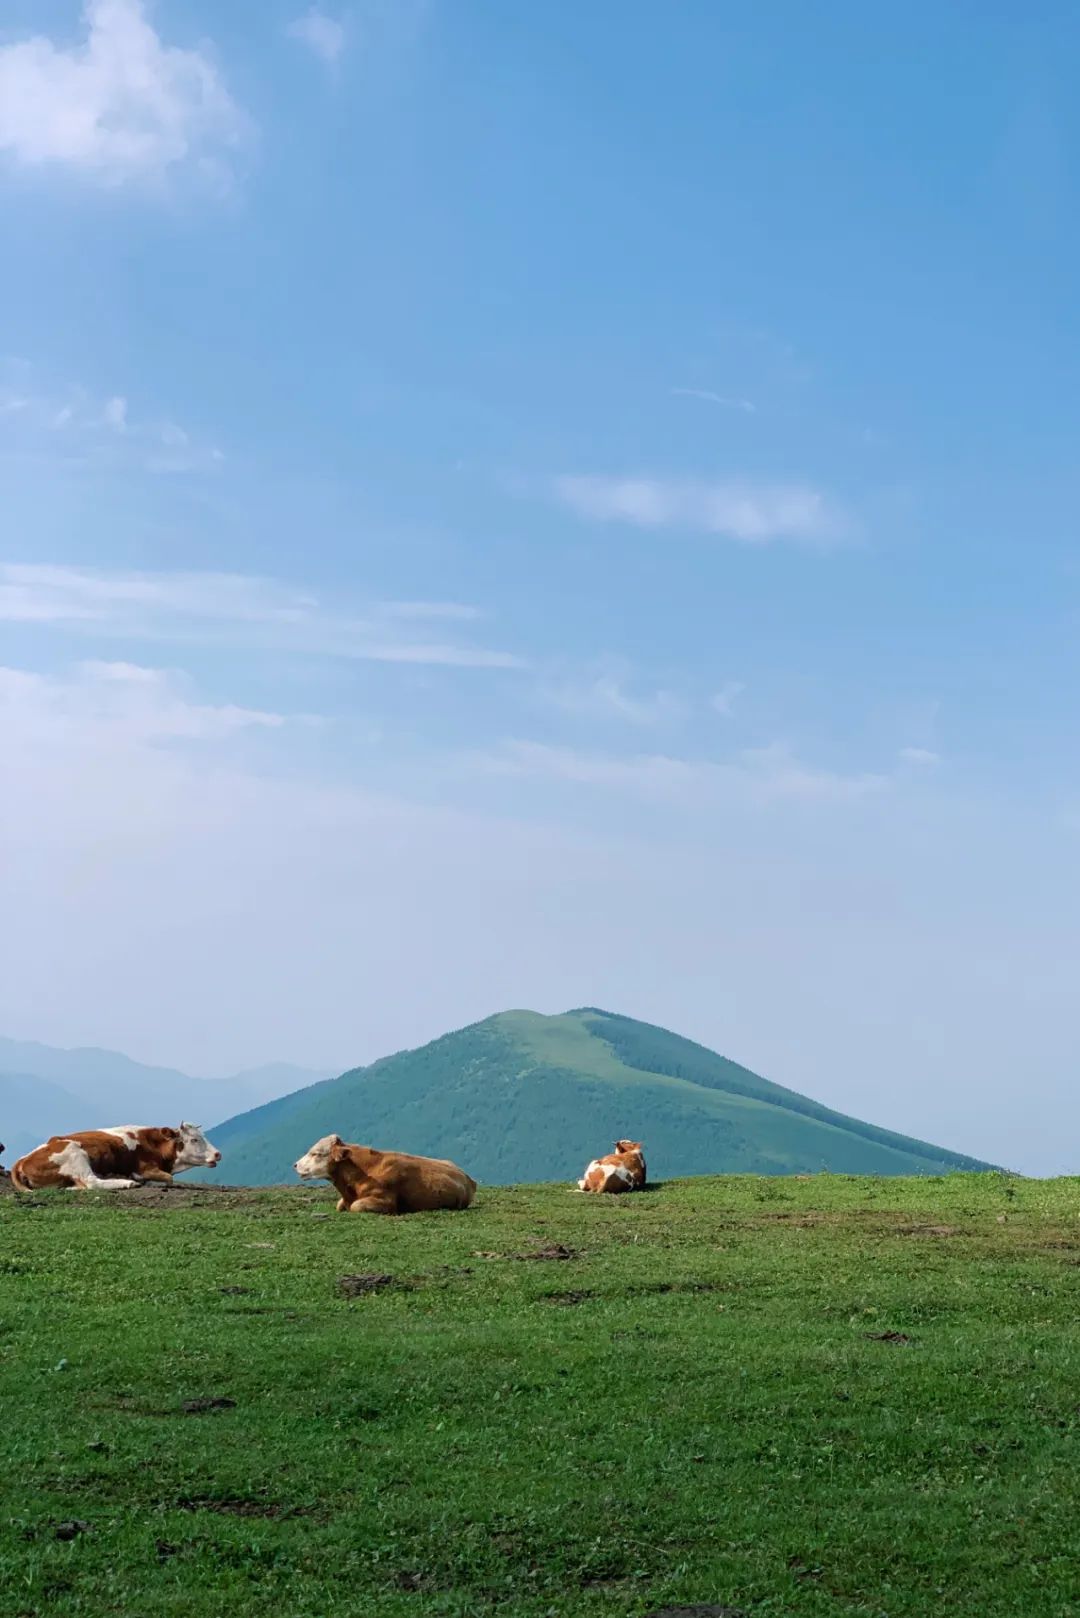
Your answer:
294;1134;343;1180
614;1139;643;1155
175;1122;222;1172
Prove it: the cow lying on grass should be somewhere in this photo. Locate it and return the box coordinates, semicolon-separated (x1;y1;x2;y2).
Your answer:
578;1139;647;1194
11;1124;222;1191
294;1134;477;1214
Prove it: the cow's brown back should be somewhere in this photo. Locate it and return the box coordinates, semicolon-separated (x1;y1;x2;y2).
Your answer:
329;1144;476;1214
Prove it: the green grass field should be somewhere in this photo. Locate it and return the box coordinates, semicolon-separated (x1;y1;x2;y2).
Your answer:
2;1172;1078;1617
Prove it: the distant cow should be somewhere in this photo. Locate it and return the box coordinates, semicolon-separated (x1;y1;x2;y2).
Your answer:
578;1139;647;1195
10;1124;222;1191
294;1134;477;1215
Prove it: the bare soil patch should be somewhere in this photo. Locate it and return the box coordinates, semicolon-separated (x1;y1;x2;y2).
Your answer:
337;1272;399;1298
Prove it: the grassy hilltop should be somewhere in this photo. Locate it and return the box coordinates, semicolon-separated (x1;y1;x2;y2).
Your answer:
3;1171;1078;1617
208;1008;993;1185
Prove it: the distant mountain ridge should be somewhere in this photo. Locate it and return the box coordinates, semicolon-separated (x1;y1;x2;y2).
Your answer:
0;1036;331;1165
206;1008;995;1186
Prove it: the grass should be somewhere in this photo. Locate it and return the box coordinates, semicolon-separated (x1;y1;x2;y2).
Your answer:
2;1171;1079;1617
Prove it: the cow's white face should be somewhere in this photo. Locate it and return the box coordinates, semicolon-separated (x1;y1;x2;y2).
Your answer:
175;1123;222;1172
294;1134;342;1180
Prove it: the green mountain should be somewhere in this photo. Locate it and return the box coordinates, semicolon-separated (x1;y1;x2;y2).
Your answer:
207;1008;994;1185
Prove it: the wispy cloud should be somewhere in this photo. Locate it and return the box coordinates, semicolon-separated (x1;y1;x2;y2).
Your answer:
670;388;756;414
543;672;681;727
480;738;887;807
103;396;127;431
0;365;223;474
0;564;521;670
552;475;842;544
899;746;940;767
287;9;347;67
380;600;483;623
0;0;250;189
711;680;745;718
0;660;287;751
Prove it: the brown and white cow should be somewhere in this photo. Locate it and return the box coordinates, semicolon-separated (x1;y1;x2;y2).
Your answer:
10;1123;222;1191
578;1139;647;1195
294;1134;477;1215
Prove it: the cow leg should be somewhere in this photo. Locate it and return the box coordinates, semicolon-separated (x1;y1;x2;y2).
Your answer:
347;1194;397;1215
335;1196;349;1212
135;1167;174;1184
51;1142;140;1191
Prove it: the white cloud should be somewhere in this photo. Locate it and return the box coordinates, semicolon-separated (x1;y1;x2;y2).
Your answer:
711;680;745;718
0;660;286;751
544;672;681;727
552;475;841;544
899;747;940;767
481;738;887;807
670;388;756;413
287;9;347;66
0;563;521;670
738;742;887;803
380;600;482;623
0;0;248;188
103;395;127;431
0;365;222;473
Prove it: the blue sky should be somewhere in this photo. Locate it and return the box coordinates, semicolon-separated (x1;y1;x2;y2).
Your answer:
2;1;1078;1172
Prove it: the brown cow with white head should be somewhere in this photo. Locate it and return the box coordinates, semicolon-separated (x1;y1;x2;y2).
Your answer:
294;1134;476;1214
578;1139;646;1194
10;1124;221;1191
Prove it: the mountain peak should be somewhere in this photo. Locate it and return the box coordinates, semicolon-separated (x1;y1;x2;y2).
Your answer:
205;1009;994;1186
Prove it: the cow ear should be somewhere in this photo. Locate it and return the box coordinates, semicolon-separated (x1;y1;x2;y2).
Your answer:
161;1128;179;1141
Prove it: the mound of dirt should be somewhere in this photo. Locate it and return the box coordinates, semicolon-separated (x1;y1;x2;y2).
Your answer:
0;1181;313;1209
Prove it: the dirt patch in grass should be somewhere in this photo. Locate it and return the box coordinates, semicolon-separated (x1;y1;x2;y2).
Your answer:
53;1520;91;1540
175;1495;303;1519
864;1330;914;1346
181;1397;237;1414
218;1305;304;1319
112;1184;257;1210
627;1280;718;1296
393;1570;437;1592
2;1181;328;1212
644;1607;746;1617
518;1240;578;1261
541;1289;594;1306
472;1240;580;1261
337;1272;401;1298
893;1224;962;1238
